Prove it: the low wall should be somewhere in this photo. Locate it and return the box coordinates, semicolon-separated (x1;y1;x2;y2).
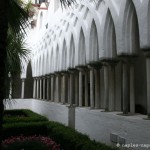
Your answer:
6;99;150;150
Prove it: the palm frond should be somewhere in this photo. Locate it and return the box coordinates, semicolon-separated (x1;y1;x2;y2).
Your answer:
8;0;29;34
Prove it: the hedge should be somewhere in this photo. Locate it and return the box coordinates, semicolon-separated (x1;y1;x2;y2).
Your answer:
3;110;118;150
47;121;118;150
2;122;48;139
4;109;48;124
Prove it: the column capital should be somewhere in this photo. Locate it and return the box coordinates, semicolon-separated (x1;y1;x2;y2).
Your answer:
76;66;88;71
68;68;79;74
88;63;102;69
143;49;150;57
21;78;26;81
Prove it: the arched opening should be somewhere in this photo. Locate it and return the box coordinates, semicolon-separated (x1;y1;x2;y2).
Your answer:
123;0;139;55
50;49;53;73
78;28;86;66
103;10;117;60
24;61;33;98
89;20;99;63
56;45;59;72
62;40;67;71
122;0;146;114
39;12;43;30
148;1;150;43
70;35;75;68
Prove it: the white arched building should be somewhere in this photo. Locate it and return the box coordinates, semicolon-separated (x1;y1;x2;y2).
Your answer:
11;0;150;148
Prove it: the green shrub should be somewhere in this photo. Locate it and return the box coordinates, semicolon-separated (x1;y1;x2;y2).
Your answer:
4;109;48;123
47;121;118;150
2;122;48;139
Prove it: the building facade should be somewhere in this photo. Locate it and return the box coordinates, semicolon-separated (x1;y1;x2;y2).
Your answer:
11;0;150;148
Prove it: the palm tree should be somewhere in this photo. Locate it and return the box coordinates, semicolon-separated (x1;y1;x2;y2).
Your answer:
0;0;76;148
6;28;30;98
0;1;29;148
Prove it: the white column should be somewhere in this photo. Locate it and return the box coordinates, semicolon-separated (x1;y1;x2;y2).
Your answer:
42;77;46;100
33;78;36;99
75;71;79;106
46;76;50;100
56;74;61;103
79;70;83;107
21;79;25;99
84;70;89;107
145;52;150;118
89;67;94;108
109;63;116;111
50;75;55;102
69;71;75;106
130;61;135;114
94;67;100;109
103;62;109;111
39;78;42;99
36;78;39;99
122;59;129;114
62;73;68;104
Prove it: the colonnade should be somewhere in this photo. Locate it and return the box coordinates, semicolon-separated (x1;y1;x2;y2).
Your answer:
21;56;150;116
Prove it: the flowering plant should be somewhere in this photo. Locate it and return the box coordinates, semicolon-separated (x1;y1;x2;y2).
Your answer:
2;135;61;150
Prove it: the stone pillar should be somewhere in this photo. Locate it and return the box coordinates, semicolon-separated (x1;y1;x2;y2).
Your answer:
122;59;130;114
84;70;89;107
50;75;55;102
69;71;75;106
21;78;25;99
62;73;68;104
33;78;36;99
144;52;150;118
129;60;135;114
39;77;42;99
103;62;109;111
109;63;116;111
89;67;95;109
94;67;101;109
36;78;39;99
46;76;50;101
75;71;79;106
42;77;46;100
79;69;83;107
55;73;61;103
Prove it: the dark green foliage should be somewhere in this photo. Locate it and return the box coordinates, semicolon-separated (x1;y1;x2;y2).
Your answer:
3;122;48;140
3;110;118;150
47;122;118;150
3;109;48;123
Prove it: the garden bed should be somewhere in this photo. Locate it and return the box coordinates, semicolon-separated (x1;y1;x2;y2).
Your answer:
3;109;118;150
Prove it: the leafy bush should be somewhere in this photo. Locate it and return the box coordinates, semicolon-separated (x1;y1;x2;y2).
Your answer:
47;121;118;150
3;122;48;139
2;135;61;150
4;109;48;123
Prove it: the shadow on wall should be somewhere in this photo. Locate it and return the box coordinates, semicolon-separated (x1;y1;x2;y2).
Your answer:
24;61;33;98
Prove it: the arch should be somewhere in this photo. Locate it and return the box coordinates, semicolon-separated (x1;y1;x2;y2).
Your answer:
61;39;67;71
69;34;75;68
122;0;140;55
50;49;54;73
39;12;43;30
89;19;99;63
78;28;86;66
148;1;150;43
24;61;33;98
55;44;59;71
38;57;41;76
103;9;117;60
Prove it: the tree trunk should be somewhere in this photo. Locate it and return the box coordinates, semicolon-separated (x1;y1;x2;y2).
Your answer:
0;0;9;149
